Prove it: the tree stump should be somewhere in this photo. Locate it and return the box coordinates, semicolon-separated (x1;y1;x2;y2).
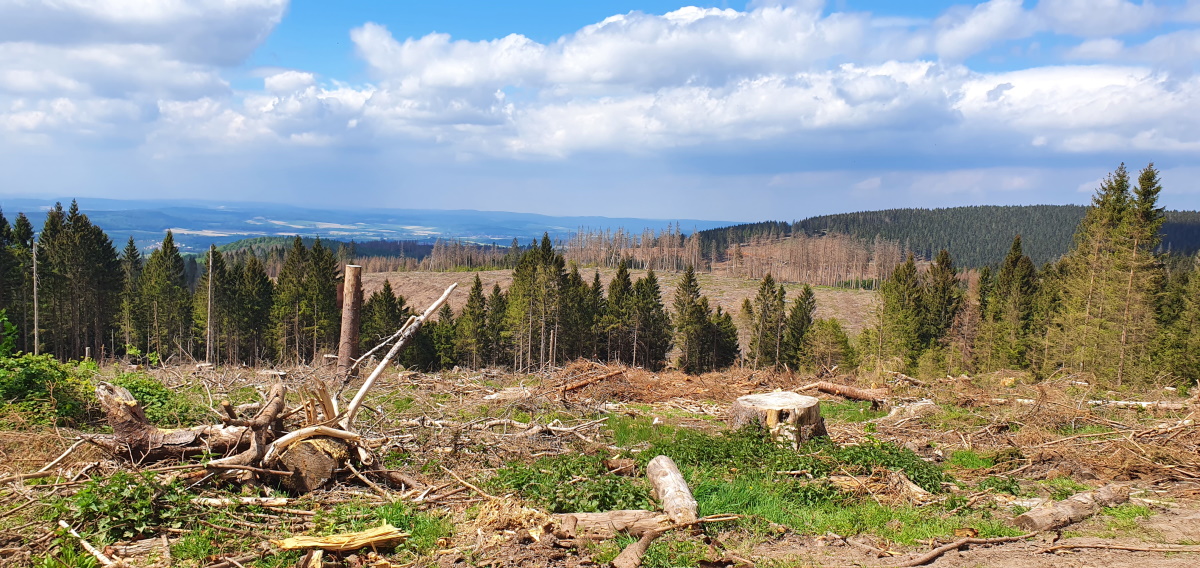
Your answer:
730;392;826;449
272;437;352;493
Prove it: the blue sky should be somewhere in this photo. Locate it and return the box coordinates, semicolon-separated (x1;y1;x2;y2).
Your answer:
2;0;1200;221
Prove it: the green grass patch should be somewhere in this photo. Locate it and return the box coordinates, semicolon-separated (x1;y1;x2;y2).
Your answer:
1100;504;1152;532
976;476;1023;496
927;405;990;430
1043;477;1092;500
948;450;994;470
821;400;888;423
313;500;452;556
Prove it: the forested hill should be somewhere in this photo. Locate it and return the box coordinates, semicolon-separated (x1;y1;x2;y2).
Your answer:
698;205;1200;267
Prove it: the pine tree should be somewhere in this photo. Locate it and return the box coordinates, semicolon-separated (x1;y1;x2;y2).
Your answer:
305;238;340;361
707;305;740;370
235;254;273;364
979;236;1036;369
808;318;854;371
140;230;190;362
485;283;508;367
1157;254;1200;384
746;274;786;369
672;265;708;373
782;284;816;370
272;237;308;363
922;249;962;347
631;269;671;370
456;275;488;368
360;279;407;353
1049;163;1165;385
193;245;232;363
431;303;458;369
602;259;634;363
118;237;142;353
876;254;923;371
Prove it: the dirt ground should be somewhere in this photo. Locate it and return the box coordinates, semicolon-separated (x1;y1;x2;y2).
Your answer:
2;362;1199;567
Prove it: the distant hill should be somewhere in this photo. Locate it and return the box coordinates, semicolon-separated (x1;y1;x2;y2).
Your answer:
698;205;1200;267
0;197;732;254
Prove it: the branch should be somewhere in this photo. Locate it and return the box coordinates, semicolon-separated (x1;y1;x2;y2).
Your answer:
340;283;457;430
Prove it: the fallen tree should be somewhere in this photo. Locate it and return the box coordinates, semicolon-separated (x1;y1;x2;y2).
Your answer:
93;283;458;494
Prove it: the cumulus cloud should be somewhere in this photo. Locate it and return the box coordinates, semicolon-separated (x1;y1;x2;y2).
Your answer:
3;0;1200;215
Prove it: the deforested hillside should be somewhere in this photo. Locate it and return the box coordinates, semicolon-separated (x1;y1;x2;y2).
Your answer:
699;205;1200;267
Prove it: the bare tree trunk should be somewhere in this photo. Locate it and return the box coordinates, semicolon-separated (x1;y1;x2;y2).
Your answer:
337;265;363;377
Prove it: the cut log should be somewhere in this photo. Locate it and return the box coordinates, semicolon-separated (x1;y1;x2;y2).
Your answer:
730;392;827;449
272;436;352;493
1014;484;1130;531
799;381;889;402
552;510;671;538
1087;400;1188;411
92;382;254;462
647;455;697;525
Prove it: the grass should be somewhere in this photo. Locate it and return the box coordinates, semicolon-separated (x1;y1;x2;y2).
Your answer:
1100;504;1153;533
488;419;1024;553
1043;477;1093;500
821;400;888;423
948;449;994;470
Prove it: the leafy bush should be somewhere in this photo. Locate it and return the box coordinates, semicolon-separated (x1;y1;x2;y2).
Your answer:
490;453;653;513
0;309;16;358
111;373;210;426
56;471;191;543
0;353;94;426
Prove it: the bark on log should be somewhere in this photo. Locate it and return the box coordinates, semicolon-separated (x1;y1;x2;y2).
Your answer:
730;392;826;449
647;455;697;525
1014;484;1130;532
337;265;363;378
273;436;352;493
552;510;671;538
799;381;889;402
92;383;255;462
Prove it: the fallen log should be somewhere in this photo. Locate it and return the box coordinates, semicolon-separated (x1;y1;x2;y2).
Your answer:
560;369;624;395
553;510;671;538
647;455;697;524
1087;400;1188;411
730;392;826;449
91;383;259;462
799;381;889;402
1014;484;1129;532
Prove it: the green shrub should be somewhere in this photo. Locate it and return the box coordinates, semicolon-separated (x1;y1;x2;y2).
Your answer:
56;471;191;543
0;353;94;426
490;453;653;513
111;373;210;426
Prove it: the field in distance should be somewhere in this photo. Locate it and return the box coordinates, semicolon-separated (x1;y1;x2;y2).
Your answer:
366;268;878;335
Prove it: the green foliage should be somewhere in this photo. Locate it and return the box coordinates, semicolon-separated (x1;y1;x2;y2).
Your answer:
1044;477;1092;501
111;373;209;426
490;453;653;513
976;476;1022;496
820;400;887;423
0;309;16;358
57;471;190;543
313;500;451;556
0;353;93;426
948;450;994;470
1100;504;1152;532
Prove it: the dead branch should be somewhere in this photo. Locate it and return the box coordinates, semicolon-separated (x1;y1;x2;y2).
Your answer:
890;532;1037;567
341;283;456;430
57;520;123;567
1039;542;1200;554
560;370;624;394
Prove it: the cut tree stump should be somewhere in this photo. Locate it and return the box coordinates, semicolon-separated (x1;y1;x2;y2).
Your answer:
1014;484;1130;531
730;392;826;449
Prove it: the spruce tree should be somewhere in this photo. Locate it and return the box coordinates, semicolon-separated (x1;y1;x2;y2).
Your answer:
1157;254;1200;384
305;238;340;361
746;274;786;369
118;237;142;353
979;236;1036;369
272;237;308;362
1049;163;1165;385
782;284;816;370
877;254;923;371
485;283;508;366
140;230;190;362
360;279;407;353
922;249;962;348
431;303;458;369
672;265;708;373
708;305;740;370
631;269;671;370
235;254;274;364
603;259;634;363
193;245;232;363
456;275;488;368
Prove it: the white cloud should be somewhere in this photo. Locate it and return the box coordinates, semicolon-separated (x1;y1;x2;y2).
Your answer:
935;0;1034;61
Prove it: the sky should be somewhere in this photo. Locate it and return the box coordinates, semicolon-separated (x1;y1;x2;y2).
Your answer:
2;0;1200;222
